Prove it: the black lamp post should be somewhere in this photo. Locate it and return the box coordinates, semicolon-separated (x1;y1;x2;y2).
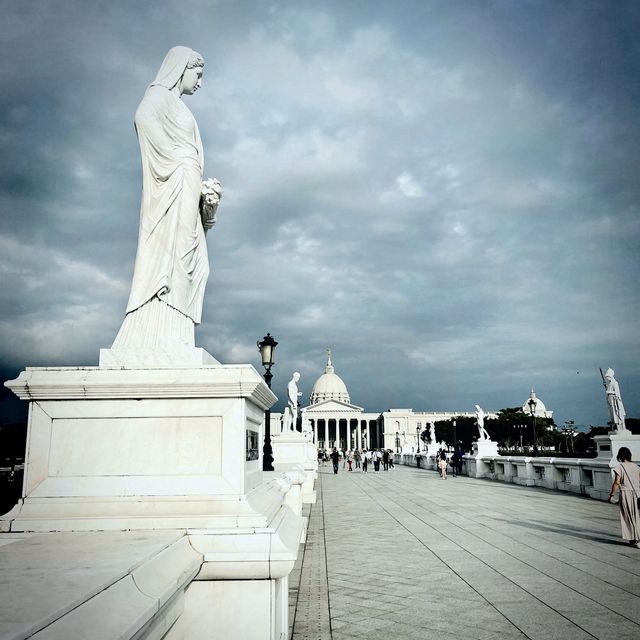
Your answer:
514;424;524;450
257;332;278;471
416;425;421;453
452;419;457;450
527;397;537;455
395;431;401;454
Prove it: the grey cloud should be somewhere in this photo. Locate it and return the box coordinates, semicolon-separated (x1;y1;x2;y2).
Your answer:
1;1;639;429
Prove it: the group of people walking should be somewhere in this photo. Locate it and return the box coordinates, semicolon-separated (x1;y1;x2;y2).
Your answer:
322;448;396;474
435;447;465;479
319;444;639;548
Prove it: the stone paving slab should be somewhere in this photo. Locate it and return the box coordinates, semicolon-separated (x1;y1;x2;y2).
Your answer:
292;464;640;640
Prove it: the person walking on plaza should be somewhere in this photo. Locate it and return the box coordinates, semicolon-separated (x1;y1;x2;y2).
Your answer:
354;448;362;470
382;449;389;471
438;450;448;479
347;450;353;471
388;450;395;470
608;446;640;547
364;449;372;473
373;449;382;473
342;448;347;469
451;446;462;477
330;447;340;475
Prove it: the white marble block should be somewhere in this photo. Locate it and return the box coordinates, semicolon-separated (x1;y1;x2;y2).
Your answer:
467;439;499;478
472;439;499;457
271;432;317;504
594;430;640;467
1;364;276;532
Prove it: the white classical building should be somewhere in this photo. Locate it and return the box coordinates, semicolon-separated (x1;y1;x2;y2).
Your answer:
273;352;496;451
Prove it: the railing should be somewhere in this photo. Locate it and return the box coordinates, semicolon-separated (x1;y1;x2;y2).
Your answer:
393;452;620;501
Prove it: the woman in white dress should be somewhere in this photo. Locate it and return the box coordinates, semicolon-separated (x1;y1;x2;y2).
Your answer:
608;446;640;547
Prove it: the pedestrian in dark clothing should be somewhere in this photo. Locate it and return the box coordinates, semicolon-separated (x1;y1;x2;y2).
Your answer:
382;449;389;471
373;449;382;472
388;450;395;469
330;447;340;474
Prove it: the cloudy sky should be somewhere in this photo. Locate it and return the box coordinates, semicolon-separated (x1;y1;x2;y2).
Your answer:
1;0;638;427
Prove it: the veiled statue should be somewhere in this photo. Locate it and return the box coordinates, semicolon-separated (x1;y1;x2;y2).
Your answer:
110;46;222;358
603;368;626;431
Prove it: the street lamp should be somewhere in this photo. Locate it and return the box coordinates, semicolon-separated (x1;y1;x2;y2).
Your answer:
257;332;278;471
562;420;576;453
395;431;401;454
452;419;457;450
527;397;537;455
416;425;421;453
514;424;524;450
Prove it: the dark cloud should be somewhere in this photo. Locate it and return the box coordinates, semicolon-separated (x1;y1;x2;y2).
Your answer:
1;1;639;429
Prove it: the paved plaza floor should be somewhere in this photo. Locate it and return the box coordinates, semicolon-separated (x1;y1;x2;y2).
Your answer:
289;463;640;640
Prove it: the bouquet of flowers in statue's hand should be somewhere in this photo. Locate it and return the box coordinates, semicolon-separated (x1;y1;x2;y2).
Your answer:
200;178;223;231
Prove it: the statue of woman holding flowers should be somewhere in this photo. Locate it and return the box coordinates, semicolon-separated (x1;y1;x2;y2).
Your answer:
111;46;222;357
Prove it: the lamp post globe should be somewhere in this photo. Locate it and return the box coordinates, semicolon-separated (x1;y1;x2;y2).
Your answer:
257;333;278;471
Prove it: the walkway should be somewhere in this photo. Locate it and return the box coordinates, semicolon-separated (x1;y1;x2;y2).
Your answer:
290;464;640;640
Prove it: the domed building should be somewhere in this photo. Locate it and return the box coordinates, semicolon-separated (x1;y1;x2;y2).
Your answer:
272;349;522;452
309;352;351;404
303;350;379;450
522;389;553;419
272;350;488;452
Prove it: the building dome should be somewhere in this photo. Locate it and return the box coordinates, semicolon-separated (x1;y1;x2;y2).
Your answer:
522;389;552;419
309;351;351;404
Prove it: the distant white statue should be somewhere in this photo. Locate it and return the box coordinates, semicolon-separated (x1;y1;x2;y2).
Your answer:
112;46;222;353
475;405;491;440
282;372;302;432
429;422;436;443
603;368;626;431
301;408;313;442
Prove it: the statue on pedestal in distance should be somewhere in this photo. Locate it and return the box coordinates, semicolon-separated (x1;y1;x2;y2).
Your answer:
111;46;222;356
602;368;626;431
282;372;301;432
475;405;491;441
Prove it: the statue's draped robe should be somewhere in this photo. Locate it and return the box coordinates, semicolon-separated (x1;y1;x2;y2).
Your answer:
606;377;626;430
113;47;208;350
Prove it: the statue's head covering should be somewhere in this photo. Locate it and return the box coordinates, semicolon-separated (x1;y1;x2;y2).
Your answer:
605;367;615;378
150;46;194;90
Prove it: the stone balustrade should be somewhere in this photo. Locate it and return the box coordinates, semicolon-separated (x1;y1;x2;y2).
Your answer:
394;452;621;501
0;471;308;640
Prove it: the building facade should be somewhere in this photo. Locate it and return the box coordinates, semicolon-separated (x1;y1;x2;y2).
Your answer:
271;352;528;451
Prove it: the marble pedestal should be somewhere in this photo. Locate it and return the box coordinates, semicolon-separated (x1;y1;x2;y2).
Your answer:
468;439;499;478
272;432;317;505
590;431;640;499
1;362;305;640
594;430;640;466
426;443;440;457
2;364;276;531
